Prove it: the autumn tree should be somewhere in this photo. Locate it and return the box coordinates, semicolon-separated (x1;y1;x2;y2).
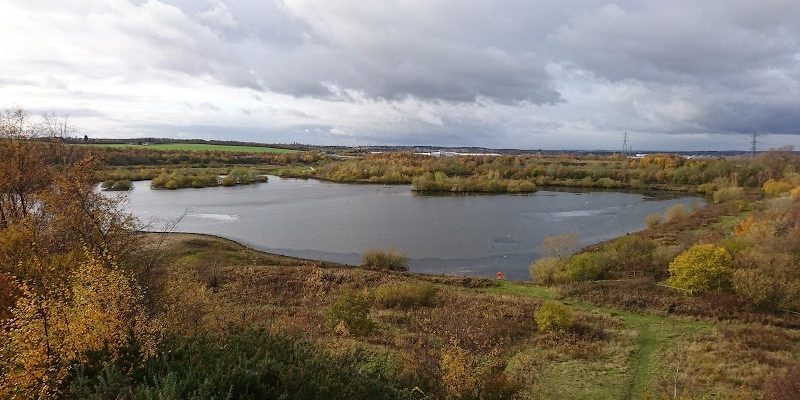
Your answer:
667;244;732;293
0;107;155;398
730;198;800;311
0;251;158;398
0;107;59;228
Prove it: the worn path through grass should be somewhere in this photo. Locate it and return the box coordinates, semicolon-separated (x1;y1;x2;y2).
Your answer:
483;281;711;400
612;309;709;399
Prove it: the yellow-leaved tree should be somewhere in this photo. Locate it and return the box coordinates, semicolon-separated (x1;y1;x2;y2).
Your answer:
667;244;732;293
0;108;157;399
0;250;158;398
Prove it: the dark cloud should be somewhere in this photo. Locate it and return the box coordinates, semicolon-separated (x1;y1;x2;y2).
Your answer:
2;0;800;149
550;2;800;83
177;0;799;132
545;1;800;135
148;0;562;103
704;100;800;135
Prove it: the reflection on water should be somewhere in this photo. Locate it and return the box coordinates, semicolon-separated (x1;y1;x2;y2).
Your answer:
115;177;702;280
190;213;240;221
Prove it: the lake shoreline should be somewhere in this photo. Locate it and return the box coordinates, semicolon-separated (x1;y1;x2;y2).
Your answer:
138;190;718;282
121;176;703;280
139;231;508;285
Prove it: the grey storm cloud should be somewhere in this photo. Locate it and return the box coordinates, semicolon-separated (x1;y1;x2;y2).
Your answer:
1;0;800;149
549;2;800;83
170;0;800;129
163;0;562;104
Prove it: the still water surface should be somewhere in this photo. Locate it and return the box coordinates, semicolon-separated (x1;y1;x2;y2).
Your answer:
118;177;701;280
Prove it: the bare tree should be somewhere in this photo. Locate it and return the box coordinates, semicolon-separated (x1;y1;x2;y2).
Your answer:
41;111;75;139
541;232;579;260
0;106;35;139
0;107;82;228
0;107;49;226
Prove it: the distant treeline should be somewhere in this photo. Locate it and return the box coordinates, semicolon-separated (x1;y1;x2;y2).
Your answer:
84;140;800;194
84;146;324;166
66;137;310;151
293;150;800;193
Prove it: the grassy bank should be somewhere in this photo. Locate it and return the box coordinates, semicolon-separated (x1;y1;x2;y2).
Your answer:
84;232;797;399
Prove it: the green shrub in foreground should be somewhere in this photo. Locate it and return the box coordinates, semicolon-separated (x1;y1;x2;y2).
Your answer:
374;282;438;309
326;289;375;336
68;330;413;400
362;249;409;271
535;301;573;332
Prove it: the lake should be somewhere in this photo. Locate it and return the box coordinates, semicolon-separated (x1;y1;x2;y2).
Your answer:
116;177;701;280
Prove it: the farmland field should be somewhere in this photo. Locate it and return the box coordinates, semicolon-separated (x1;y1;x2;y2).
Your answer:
86;143;298;153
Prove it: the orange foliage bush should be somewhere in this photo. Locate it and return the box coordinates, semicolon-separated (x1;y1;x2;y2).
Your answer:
0;252;158;398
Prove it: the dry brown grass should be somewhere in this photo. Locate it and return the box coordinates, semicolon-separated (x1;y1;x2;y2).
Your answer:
140;234;630;397
137;233;800;399
662;324;800;398
373;281;438;309
560;279;800;328
763;364;800;400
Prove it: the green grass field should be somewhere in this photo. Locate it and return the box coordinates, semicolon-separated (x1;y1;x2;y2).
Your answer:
86;143;298;153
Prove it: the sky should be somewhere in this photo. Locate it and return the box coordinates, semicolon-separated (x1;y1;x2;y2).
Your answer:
1;0;799;151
